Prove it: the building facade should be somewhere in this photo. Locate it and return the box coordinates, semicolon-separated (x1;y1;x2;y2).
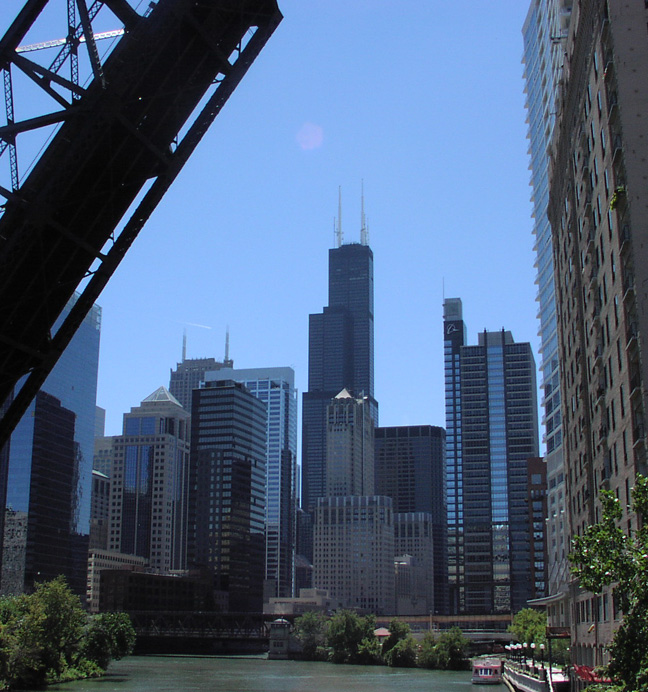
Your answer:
302;240;378;513
522;0;573;627
325;389;374;497
205;366;297;599
0;295;100;597
188;380;266;612
444;298;540;615
546;0;648;667
169;353;232;415
108;387;190;573
313;495;394;614
394;513;435;615
526;457;548;601
90;469;110;550
375;424;447;614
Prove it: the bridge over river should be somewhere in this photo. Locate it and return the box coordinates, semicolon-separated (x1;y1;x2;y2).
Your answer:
128;610;513;655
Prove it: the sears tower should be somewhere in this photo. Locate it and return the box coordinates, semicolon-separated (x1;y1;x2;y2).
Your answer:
302;196;378;513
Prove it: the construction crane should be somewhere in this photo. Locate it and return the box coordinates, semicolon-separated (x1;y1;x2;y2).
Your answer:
0;0;282;447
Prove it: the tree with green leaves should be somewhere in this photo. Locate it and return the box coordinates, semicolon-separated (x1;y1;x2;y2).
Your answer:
326;610;376;664
0;576;87;688
381;618;410;657
418;626;469;670
509;608;546;646
384;635;418;668
0;577;137;689
569;474;648;692
81;612;136;670
293;611;328;660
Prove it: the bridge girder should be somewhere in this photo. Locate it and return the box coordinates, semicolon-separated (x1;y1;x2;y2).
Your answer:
0;0;282;446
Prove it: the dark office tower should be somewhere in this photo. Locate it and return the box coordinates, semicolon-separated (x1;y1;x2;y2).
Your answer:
188;380;266;612
108;388;190;573
0;294;100;597
375;425;448;614
205;367;297;599
443;298;539;615
302;240;378;513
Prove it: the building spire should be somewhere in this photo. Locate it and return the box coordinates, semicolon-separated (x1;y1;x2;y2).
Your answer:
335;185;343;248
182;329;187;362
224;326;232;367
360;179;369;246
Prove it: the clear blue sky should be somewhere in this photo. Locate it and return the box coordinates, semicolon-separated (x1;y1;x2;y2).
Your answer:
4;1;539;442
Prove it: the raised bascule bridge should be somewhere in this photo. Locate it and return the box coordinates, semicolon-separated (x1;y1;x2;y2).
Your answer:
0;0;282;447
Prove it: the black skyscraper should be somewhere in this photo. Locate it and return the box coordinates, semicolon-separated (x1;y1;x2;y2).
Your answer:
302;242;378;513
375;425;448;614
188;380;266;612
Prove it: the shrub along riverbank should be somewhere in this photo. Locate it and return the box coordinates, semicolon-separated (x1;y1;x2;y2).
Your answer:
293;610;470;669
0;576;135;690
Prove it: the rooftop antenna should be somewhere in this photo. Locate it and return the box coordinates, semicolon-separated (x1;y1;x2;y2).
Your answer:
336;186;343;248
224;326;232;367
360;179;369;246
182;329;187;362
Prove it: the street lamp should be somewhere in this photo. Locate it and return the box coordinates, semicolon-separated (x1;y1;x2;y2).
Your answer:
531;642;536;670
524;643;528;667
540;643;545;670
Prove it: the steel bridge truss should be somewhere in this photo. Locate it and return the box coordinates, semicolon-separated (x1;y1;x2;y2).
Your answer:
0;0;282;446
130;610;269;640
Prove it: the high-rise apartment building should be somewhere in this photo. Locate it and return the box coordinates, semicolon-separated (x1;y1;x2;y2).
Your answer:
444;298;539;615
302;239;377;512
188;380;266;612
375;425;447;614
522;0;573;626
204;367;297;599
545;0;648;667
0;294;100;597
108;387;190;573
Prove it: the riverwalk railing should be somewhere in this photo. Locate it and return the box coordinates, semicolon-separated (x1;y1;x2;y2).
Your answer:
503;659;570;692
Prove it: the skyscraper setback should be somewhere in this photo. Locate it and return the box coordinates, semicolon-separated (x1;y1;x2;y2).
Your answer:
302;238;377;512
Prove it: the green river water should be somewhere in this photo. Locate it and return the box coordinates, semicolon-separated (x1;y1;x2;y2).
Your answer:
39;656;506;692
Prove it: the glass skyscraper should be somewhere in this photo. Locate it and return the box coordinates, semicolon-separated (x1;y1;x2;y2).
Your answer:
302;241;377;513
0;294;100;597
107;387;190;573
204;367;297;599
444;298;539;615
522;0;572;611
188;379;267;612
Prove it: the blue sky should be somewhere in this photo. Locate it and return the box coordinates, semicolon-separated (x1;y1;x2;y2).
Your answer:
4;1;539;442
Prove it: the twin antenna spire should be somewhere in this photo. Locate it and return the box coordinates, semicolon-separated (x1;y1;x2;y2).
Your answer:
182;326;232;366
335;181;369;248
